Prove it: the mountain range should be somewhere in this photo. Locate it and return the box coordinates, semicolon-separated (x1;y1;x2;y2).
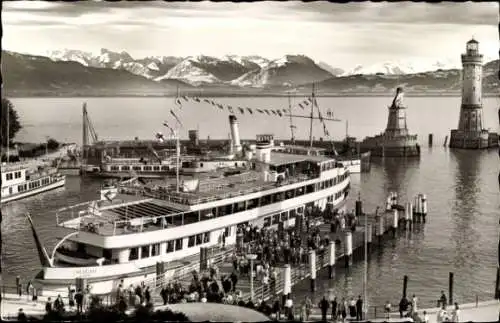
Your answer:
2;48;499;97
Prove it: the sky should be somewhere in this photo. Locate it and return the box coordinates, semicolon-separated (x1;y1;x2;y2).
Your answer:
3;1;499;70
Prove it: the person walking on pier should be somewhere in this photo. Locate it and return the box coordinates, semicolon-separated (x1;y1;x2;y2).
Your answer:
272;297;282;320
75;289;84;314
331;297;338;321
348;297;357;318
319;296;330;321
17;308;27;322
16;276;22;298
45;297;52;315
411;294;418;312
451;303;460;322
422;310;429;323
439;290;447;308
356;295;363;321
384;300;392;321
339;298;347;322
304;296;312;321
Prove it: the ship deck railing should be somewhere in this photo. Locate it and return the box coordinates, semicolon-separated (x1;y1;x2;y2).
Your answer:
124;172;314;206
55;172;323;236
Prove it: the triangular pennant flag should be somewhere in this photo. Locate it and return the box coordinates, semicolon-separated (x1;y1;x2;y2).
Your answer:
181;96;189;102
217;104;224;110
228;106;234;113
257;109;264;114
308;97;313;103
247;107;253;114
282;109;287;113
304;100;310;106
238;107;245;114
175;98;182;106
264;110;270;115
193;97;201;103
277;110;283;117
203;99;210;104
299;103;305;110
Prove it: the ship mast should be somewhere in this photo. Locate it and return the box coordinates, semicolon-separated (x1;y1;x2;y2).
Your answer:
287;91;296;144
175;86;181;193
6;99;9;162
309;83;315;148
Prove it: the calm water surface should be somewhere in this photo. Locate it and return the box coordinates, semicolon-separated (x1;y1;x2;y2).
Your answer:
2;96;499;308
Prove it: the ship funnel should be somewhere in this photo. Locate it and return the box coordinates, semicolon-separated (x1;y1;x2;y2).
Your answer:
229;115;242;153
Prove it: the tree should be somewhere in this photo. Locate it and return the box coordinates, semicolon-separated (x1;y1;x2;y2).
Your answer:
47;138;60;150
1;98;22;147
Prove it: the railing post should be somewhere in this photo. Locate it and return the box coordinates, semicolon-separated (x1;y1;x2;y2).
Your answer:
113;222;116;235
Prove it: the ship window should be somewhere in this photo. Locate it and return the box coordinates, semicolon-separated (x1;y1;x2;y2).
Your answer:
141;245;150;258
6;173;13;180
161;166;169;171
296;186;305;196
111;166;119;171
172;214;183;226
144;166;152;171
23;184;27;190
246;198;259;210
203;232;210;243
233;202;245;213
280;212;288;222
222;204;232;216
272;214;280;225
297;206;304;214
9;187;13;194
133;166;141;171
333;177;337;185
166;241;175;253
103;249;112;260
289;209;297;218
175;239;183;251
129;247;139;260
121;166;130;171
217;205;227;217
285;189;295;199
261;195;272;206
305;184;314;194
263;217;271;227
184;212;199;224
14;171;21;178
188;235;196;247
153;166;160;171
151;243;160;256
235;162;238;167
196;234;203;245
224;227;231;237
18;185;24;192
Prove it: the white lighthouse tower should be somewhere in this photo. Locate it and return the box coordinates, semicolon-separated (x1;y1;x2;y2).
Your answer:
449;39;498;149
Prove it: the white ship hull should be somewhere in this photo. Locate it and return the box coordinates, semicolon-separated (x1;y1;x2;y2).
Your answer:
34;176;349;295
1;177;66;204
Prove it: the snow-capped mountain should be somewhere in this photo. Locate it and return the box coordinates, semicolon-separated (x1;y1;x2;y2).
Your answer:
46;48;182;79
342;58;461;76
231;55;333;87
155;58;222;86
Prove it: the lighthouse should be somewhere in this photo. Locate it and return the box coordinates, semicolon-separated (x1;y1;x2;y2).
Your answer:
449;39;498;149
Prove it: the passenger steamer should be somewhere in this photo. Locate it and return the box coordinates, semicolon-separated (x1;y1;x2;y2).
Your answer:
28;116;351;295
1;162;66;204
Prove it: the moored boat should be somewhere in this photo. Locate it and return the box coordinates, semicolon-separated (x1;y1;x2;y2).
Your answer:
1;162;66;204
27;117;351;296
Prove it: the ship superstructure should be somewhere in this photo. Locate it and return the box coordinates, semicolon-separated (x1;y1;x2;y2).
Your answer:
30;118;351;295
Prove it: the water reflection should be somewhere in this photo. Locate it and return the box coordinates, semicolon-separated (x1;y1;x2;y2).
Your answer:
449;150;482;269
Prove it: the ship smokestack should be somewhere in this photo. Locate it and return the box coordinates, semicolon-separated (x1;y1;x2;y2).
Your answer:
188;130;199;146
229;115;242;153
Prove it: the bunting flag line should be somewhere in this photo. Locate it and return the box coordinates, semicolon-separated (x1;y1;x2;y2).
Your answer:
170;94;323;118
170;110;183;127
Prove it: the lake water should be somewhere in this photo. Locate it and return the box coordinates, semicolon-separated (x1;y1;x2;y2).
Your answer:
2;96;500;308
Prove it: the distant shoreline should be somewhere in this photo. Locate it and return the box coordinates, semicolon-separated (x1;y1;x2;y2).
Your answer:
7;92;500;98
